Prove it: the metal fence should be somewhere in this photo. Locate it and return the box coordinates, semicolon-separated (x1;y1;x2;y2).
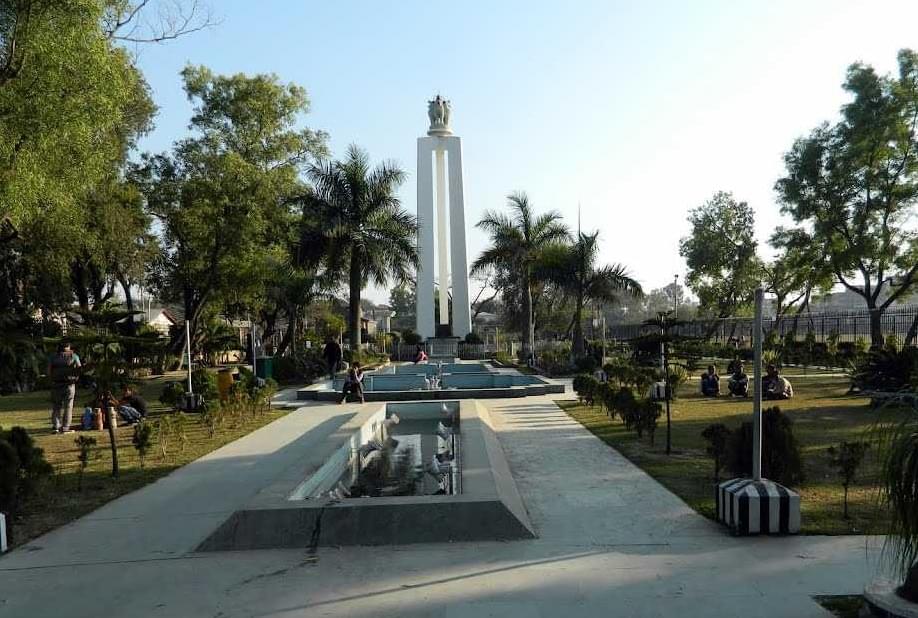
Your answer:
604;305;918;345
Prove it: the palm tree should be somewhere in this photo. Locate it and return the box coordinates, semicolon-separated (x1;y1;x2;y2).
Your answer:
540;230;643;359
471;192;569;357
303;145;418;349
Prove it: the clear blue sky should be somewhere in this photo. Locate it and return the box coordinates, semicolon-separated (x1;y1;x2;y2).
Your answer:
134;0;918;303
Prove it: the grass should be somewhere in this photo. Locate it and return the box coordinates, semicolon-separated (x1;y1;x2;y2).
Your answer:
559;368;909;535
0;372;288;548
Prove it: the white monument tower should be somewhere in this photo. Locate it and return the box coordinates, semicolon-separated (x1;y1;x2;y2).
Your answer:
415;95;471;340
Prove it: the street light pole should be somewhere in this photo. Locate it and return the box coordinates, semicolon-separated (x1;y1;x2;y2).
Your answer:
672;274;680;316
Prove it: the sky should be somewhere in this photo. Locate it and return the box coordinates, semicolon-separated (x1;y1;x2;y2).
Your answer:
133;0;918;304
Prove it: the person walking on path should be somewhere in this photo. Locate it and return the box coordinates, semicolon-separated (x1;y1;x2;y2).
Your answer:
322;337;343;380
48;342;82;434
339;362;365;404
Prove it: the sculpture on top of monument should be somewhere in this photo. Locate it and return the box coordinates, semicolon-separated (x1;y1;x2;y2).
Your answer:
427;95;451;135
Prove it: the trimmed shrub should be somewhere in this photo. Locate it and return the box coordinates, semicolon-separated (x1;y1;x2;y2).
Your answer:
638;400;662;444
464;332;483;344
726;406;804;487
191;368;219;404
159;381;185;408
401;330;422;345
0;439;19;513
701;423;732;482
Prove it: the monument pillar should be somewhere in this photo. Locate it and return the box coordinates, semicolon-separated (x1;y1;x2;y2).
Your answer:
415;95;472;340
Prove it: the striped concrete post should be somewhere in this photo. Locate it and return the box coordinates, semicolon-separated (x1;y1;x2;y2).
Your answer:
716;287;801;535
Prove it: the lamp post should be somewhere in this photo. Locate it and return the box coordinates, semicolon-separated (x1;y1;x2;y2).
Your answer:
673;274;680;314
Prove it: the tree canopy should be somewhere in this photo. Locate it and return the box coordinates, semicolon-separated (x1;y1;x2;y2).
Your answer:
775;49;918;345
679;191;761;320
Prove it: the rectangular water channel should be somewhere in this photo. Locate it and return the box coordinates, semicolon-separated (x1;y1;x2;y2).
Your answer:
198;399;536;549
289;401;461;500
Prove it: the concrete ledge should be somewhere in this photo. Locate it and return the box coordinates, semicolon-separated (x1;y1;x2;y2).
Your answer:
197;400;536;550
297;383;565;402
865;579;918;617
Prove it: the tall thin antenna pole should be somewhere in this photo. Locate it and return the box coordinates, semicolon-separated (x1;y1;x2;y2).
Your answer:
577;202;581;238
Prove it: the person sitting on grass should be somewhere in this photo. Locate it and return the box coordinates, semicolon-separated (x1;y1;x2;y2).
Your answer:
728;362;749;397
116;386;148;424
339;362;365;404
763;364;794;400
700;365;720;397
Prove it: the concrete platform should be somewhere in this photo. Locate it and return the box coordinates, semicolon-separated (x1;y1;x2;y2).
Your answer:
0;389;886;618
198;401;535;550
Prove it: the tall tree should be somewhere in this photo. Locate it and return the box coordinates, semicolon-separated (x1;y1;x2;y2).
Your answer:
679;191;762;322
539;231;642;358
301;145;418;349
136;65;328;355
388;284;416;332
472;192;569;357
775;49;918;346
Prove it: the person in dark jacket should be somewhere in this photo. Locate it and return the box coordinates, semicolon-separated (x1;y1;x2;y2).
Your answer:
48;342;81;433
322;337;343;380
339;362;365;404
700;365;720;397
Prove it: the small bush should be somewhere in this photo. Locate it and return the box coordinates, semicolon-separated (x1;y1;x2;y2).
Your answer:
827;441;869;519
132;421;154;468
464;332;483;344
401;330;422;345
573;374;599;406
0;426;52;512
638;400;662;444
272;356;298;382
574;355;598;374
726;406;804;486
74;435;98;491
0;439;19;513
851;347;918;393
159;381;185;408
701;423;732;482
191;369;219;404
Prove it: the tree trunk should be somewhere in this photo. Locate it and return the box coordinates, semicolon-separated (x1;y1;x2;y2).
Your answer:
572;293;585;359
276;307;298;357
118;274;136;336
522;270;534;360
105;405;119;478
905;312;918;346
869;306;884;348
348;254;362;350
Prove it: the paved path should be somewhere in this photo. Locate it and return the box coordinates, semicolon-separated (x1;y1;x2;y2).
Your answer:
0;388;882;617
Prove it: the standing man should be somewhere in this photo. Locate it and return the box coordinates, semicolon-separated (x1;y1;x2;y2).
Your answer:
48;342;81;434
322;337;342;380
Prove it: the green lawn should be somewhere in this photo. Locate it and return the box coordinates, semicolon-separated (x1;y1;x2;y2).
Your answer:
559;369;905;535
0;372;288;548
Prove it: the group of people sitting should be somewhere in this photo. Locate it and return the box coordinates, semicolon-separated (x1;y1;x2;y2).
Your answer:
81;386;149;430
700;360;794;400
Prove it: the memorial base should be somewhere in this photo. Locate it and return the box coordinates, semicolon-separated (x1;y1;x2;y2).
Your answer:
716;478;800;535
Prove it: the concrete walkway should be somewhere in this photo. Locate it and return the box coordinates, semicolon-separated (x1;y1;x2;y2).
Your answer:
0;388;882;617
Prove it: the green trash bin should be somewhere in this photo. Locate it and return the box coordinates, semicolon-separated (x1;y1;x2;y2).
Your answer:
255;356;274;380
